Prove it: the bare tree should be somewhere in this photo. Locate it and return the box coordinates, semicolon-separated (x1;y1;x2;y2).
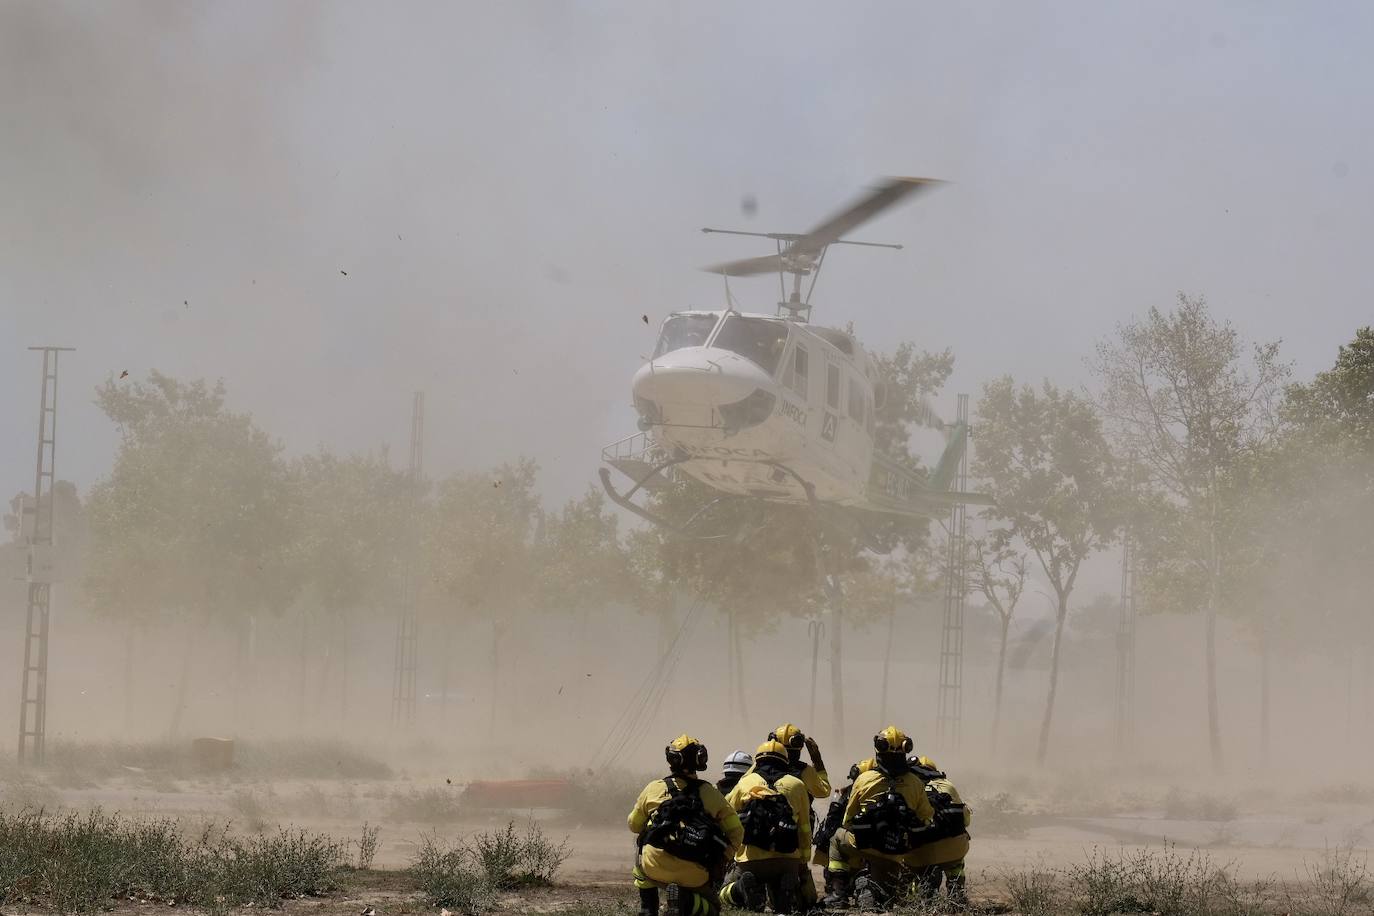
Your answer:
967;534;1029;752
1093;294;1288;772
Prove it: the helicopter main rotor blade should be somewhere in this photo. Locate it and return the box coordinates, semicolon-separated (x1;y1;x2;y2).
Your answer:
790;176;942;259
704;253;788;277
702;177;941;277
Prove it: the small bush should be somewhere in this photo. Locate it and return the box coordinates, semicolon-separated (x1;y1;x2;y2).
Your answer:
410;821;569;911
389;785;465;823
411;834;498;914
1003;867;1063;916
0;808;346;912
970;791;1030;838
471;821;569;888
1290;846;1372;916
353;822;380;870
1065;846;1225;916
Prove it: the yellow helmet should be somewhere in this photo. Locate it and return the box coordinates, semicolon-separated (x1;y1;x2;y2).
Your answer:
768;723;806;751
847;758;877;781
873;726;913;755
754;739;788;762
665;734;708;773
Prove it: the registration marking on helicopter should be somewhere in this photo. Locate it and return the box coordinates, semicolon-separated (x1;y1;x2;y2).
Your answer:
678;444;774;460
778;400;806;427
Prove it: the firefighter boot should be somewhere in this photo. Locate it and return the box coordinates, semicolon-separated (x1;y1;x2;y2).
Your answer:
947;870;969;909
822;871;852;909
638;886;660;916
854;875;886;911
773;868;800;914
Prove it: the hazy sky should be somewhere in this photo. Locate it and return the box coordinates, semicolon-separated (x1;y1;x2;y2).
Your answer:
3;1;1371;517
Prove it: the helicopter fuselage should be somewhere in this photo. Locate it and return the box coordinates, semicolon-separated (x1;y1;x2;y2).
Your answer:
631;310;878;506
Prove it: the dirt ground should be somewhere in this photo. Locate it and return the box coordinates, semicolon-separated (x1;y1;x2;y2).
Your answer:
6;773;1373;915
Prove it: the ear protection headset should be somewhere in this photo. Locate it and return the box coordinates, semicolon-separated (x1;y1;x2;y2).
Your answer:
768;726;806;751
665;739;709;772
873;727;913;755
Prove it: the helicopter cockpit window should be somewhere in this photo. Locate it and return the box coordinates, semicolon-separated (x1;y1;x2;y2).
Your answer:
848;376;865;422
653;314;719;358
711;316;789;376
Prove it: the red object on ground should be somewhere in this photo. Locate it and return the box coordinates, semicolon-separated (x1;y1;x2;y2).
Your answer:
462;779;573;809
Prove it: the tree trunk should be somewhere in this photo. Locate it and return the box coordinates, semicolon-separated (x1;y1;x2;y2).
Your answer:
992;617;1010;754
1205;526;1224;773
879;601;896;724
488;620;503;739
1258;615;1271;758
168;619;197;739
826;574;845;747
731;613;749;726
124;622;136;735
296;611;309;733
1036;596;1068;766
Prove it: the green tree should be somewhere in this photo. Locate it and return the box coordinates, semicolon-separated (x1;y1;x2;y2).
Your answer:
1093;295;1288;771
973;376;1118;765
291;448;415;723
966;533;1029;752
83;372;298;736
427;459;541;736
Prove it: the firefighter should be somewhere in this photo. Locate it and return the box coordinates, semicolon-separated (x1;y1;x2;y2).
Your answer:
767;724;830;908
719;740;812;913
909;755;972;906
824;727;935;910
768;723;831;800
717;751;754;796
629;735;744;916
813;759;876;897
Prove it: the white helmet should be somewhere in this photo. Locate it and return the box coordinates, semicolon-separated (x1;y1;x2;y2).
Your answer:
722;750;753;776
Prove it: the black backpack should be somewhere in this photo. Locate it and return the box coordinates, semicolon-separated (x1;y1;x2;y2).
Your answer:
925;784;969;839
641;777;730;867
739;774;800;854
814;784;852;853
849;779;929;855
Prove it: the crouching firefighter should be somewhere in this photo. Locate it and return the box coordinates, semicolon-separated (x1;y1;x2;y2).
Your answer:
720;741;810;913
769;723;831;908
813;759;875;898
825;727;937;910
909;755;972;906
630;735;744;916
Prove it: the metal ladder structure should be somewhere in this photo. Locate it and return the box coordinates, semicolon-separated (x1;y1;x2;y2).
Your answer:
936;393;970;746
18;346;74;765
391;391;424;726
1115;528;1137;754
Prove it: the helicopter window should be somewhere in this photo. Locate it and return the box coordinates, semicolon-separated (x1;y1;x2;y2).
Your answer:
826;364;840;410
848;376;865;422
786;345;809;397
712;316;789;375
653;314;719;358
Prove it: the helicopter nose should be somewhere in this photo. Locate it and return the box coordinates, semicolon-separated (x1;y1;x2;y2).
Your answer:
633;347;770;408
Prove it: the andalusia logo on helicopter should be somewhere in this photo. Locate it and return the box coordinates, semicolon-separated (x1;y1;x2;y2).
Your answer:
599;176;993;548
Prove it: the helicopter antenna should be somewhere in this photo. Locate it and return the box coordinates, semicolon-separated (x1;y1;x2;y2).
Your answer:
701;177;942;322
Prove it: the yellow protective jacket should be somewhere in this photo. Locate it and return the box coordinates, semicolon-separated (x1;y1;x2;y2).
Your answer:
726;767;812;863
628;776;744;888
794;761;832;800
842;768;935;863
910;775;971;867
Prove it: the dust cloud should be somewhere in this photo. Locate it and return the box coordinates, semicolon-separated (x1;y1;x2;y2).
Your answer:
2;0;1373;894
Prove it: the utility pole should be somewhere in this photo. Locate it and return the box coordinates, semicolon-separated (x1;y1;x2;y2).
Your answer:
391;391;423;727
936;393;970;747
18;346;74;765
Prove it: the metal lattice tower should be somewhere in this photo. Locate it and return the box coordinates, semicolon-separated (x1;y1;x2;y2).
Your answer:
18;346;74;765
1114;529;1137;753
936;393;970;746
391;391;424;727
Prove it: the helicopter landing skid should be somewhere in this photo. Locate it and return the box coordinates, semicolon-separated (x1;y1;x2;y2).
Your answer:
598;464;740;540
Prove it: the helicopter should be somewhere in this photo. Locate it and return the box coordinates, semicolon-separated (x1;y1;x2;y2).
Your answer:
599;176;992;536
